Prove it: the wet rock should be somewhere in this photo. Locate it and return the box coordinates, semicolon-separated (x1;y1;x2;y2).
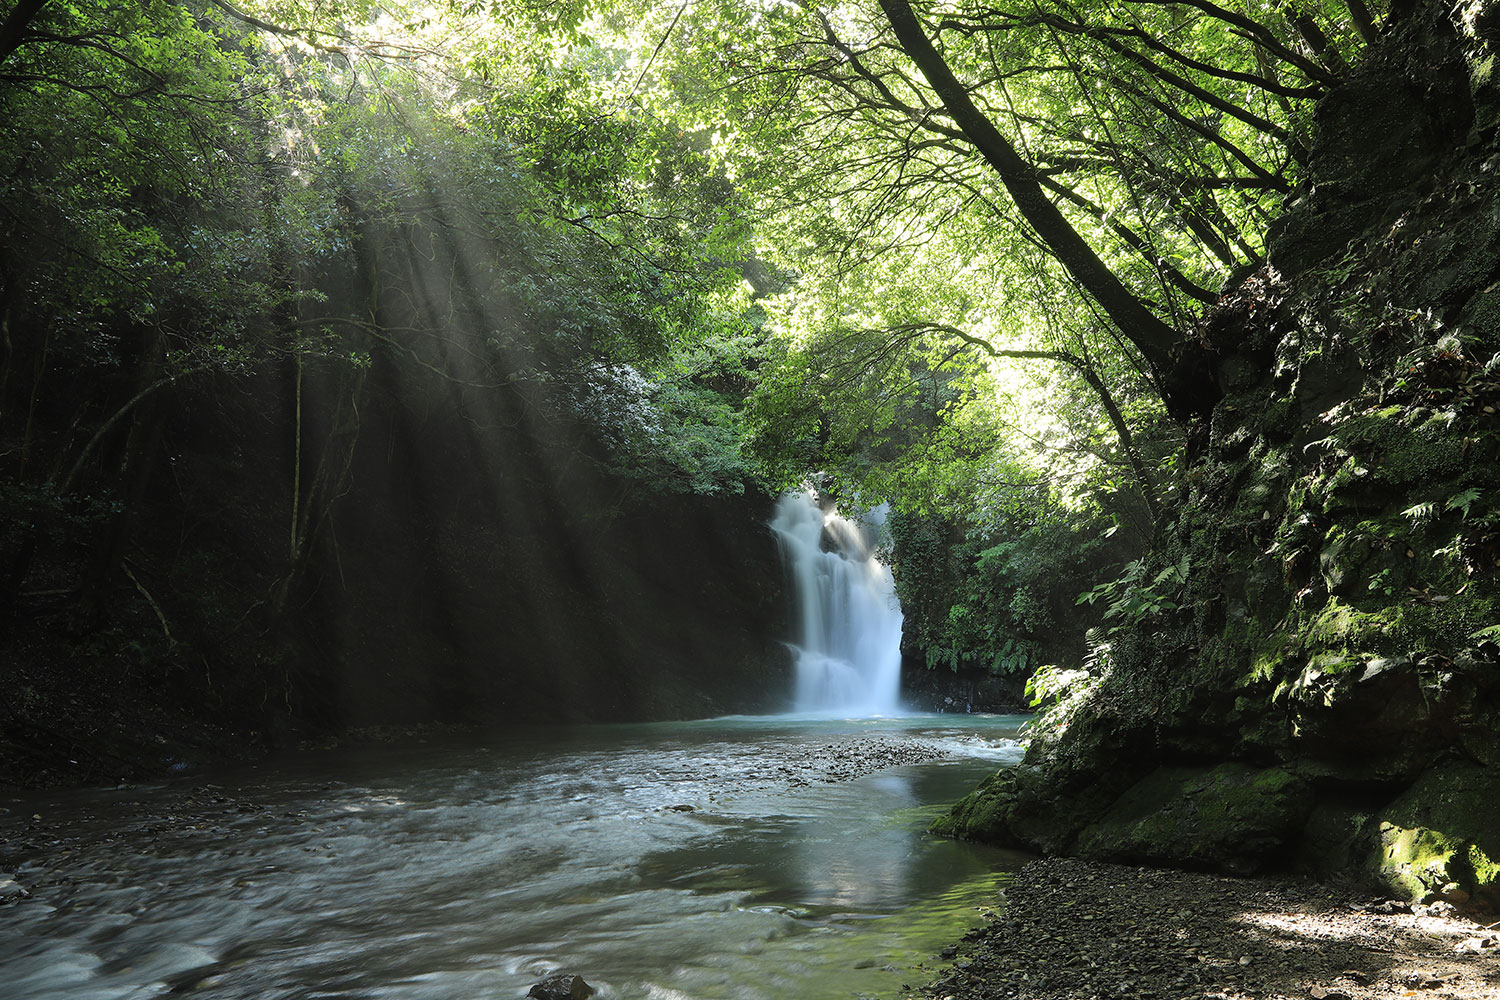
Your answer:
526;973;595;1000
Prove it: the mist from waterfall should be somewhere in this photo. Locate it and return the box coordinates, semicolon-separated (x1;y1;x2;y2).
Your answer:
770;492;905;716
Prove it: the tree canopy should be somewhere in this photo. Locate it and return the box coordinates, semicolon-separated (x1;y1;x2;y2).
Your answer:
0;0;1394;674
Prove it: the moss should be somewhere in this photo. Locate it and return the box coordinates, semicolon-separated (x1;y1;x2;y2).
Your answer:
1261;395;1299;436
1294;591;1499;665
1328;411;1468;488
1463;843;1500;885
1072;764;1314;871
1376;823;1464;897
1302;597;1398;651
929;770;1015;842
1307;650;1363;674
1367;764;1500;903
1247;632;1295;684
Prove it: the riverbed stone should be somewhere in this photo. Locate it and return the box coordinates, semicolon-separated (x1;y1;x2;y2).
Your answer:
1072;763;1315;872
526;973;595;1000
1365;763;1500;909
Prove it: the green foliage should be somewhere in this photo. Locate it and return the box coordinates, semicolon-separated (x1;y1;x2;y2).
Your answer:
1019;641;1109;742
1448;487;1483;518
0;0;786;674
0;0;1389;690
889;475;1141;678
1077;554;1191;631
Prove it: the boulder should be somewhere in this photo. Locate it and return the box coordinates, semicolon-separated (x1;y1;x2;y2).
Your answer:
1365;764;1500;909
1073;764;1315;873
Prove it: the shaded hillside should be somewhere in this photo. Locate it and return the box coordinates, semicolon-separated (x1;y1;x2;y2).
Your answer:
2;301;792;787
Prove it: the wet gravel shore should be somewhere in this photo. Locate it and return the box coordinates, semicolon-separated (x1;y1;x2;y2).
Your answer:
904;858;1500;1000
774;736;956;785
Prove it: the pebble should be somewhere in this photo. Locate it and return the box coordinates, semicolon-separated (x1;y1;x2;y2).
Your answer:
909;858;1500;1000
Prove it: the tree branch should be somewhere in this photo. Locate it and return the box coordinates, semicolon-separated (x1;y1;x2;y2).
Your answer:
0;0;47;67
880;0;1181;372
886;321;1160;521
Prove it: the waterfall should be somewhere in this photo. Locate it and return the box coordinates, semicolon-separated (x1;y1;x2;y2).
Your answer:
770;492;905;716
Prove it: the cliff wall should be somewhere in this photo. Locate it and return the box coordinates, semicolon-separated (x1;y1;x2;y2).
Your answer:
935;0;1500;909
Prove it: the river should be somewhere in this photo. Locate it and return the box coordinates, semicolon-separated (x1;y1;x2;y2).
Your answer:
0;715;1028;1000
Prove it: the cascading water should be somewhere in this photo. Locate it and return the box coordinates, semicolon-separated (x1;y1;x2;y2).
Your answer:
771;492;905;715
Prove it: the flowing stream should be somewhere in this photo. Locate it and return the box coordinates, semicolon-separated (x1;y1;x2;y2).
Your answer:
0;717;1027;1000
771;493;905;715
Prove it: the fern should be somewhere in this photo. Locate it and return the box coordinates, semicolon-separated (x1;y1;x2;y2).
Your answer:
1446;487;1482;519
1402;501;1438;523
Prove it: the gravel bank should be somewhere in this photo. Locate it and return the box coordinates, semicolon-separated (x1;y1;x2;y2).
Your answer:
905;858;1500;1000
774;736;956;785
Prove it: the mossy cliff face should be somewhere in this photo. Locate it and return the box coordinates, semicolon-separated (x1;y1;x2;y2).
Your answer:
936;0;1500;905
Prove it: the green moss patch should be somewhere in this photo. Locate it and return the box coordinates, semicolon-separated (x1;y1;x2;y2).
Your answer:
1367;764;1500;906
1329;410;1468;489
929;770;1017;843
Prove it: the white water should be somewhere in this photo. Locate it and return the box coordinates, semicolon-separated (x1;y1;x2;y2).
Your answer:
770;492;905;715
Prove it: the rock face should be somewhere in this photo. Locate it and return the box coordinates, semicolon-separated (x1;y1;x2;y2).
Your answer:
1370;765;1500;909
934;0;1500;907
899;656;1029;714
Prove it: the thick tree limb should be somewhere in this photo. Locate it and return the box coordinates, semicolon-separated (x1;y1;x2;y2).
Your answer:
1286;7;1349;73
0;0;47;67
1346;0;1379;44
879;0;1181;373
1037;176;1219;303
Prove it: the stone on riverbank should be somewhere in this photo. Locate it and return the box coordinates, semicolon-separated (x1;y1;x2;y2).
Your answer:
527;973;594;1000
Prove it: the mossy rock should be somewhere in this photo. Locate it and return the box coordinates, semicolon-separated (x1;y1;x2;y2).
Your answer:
1326;411;1468;490
928;763;1118;854
930;719;1159;854
929;769;1019;843
1287;592;1500;697
1366;764;1500;908
1072;763;1315;872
